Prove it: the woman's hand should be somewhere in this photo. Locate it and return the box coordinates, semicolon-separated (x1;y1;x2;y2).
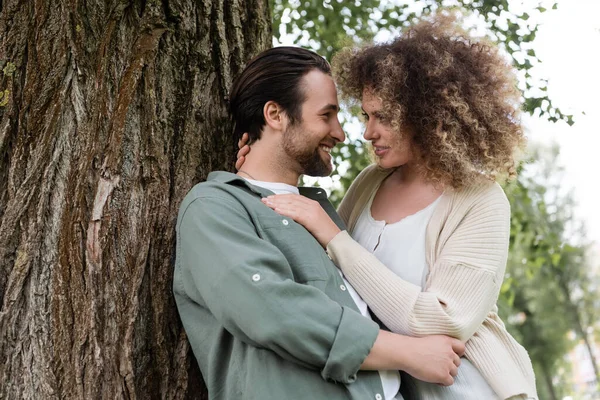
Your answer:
235;133;251;171
262;194;341;247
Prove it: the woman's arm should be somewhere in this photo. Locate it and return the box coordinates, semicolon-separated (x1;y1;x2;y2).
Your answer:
327;183;510;341
262;177;510;342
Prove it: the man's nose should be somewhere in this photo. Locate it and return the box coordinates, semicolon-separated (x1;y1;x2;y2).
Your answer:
331;120;345;143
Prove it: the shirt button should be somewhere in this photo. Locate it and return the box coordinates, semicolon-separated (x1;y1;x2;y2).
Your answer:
375;394;382;400
252;274;261;282
282;219;289;226
339;284;346;291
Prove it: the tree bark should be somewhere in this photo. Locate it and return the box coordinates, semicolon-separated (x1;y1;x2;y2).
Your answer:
0;1;271;398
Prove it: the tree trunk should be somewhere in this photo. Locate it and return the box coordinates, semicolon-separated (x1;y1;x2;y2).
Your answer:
559;280;600;389
0;1;271;398
540;363;559;400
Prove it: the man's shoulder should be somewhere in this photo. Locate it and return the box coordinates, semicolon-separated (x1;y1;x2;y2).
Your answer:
183;179;232;201
183;184;241;210
182;172;255;202
177;174;257;222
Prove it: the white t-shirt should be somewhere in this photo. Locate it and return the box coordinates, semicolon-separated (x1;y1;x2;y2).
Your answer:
245;178;402;400
352;191;500;400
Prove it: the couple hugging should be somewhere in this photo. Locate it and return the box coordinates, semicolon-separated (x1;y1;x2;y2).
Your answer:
173;16;538;400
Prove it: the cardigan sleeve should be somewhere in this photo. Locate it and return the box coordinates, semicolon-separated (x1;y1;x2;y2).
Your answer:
327;183;510;342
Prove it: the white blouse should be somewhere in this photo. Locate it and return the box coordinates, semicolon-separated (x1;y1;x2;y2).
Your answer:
352;192;500;400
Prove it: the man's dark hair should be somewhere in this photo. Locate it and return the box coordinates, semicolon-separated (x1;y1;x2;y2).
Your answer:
229;46;331;142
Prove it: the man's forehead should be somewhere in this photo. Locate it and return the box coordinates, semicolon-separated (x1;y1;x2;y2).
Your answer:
300;69;335;89
300;71;339;106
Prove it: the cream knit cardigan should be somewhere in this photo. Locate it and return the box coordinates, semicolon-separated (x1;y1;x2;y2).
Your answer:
327;165;538;400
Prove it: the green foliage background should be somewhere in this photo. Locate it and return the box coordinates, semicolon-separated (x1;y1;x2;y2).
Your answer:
270;1;599;397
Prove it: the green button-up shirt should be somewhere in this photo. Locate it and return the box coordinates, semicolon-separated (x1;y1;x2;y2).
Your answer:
174;171;385;399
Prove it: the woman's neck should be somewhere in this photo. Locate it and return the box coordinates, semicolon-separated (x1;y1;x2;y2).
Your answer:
392;162;426;185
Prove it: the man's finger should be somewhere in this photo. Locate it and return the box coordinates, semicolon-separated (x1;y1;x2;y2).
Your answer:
453;354;461;367
451;340;465;357
442;375;454;386
450;364;458;377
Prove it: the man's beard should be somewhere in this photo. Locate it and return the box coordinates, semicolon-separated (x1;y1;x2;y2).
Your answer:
282;122;332;177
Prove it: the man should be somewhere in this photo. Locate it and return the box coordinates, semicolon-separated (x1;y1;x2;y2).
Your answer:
174;47;463;400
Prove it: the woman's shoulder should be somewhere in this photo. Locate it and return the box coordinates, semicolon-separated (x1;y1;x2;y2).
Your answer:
444;179;509;212
354;164;386;182
348;164;390;191
339;164;391;228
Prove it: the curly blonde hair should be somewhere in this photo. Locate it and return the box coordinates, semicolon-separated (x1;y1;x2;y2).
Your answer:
333;15;525;189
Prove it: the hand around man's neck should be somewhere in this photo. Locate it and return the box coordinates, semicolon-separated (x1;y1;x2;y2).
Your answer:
236;142;301;186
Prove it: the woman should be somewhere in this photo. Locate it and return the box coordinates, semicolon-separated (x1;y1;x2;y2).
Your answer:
241;16;537;400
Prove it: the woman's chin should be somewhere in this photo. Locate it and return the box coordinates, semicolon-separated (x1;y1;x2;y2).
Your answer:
374;158;401;170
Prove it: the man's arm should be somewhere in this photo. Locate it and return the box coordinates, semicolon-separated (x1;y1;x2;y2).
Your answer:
363;331;464;386
178;194;463;385
178;195;379;384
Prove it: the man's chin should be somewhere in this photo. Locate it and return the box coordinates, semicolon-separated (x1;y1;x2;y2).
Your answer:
302;163;333;178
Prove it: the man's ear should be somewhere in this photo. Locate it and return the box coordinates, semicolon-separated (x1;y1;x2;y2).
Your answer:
263;101;288;132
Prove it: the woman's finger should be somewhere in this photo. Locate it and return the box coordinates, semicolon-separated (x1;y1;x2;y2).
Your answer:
235;145;251;171
237;132;249;149
267;204;303;221
262;198;308;214
266;194;316;207
235;155;245;171
236;145;250;159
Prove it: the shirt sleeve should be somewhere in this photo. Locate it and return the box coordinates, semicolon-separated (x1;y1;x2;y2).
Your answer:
177;195;380;383
327;184;510;342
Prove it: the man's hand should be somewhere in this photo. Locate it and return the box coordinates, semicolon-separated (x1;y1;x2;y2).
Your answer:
401;335;464;386
362;331;464;386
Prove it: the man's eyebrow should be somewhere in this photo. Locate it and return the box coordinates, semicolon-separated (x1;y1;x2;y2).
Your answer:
318;104;339;113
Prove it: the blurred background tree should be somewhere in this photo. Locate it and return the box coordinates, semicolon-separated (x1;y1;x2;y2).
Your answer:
271;0;572;204
502;145;599;399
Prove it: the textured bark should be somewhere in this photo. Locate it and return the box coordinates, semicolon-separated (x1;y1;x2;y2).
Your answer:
0;1;271;398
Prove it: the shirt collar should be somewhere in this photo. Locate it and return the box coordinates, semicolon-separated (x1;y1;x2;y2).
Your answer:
206;171;329;200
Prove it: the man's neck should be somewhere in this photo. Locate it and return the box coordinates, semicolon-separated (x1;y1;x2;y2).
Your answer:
237;151;300;186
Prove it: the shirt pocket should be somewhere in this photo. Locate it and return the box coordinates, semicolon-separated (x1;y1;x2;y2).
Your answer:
258;215;331;283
